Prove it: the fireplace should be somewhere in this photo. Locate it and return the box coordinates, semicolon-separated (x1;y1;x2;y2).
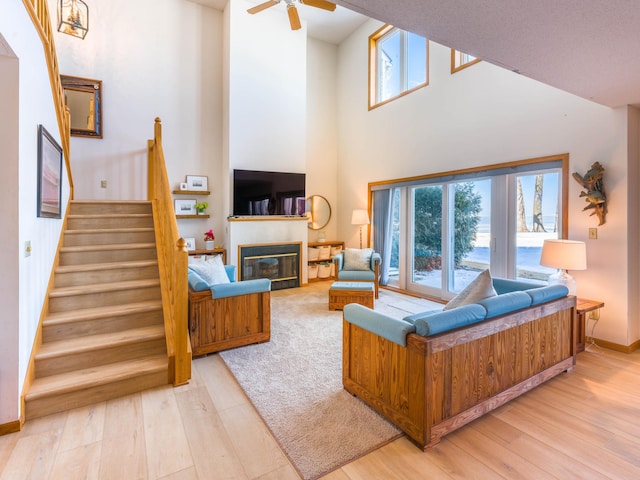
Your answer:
239;242;301;290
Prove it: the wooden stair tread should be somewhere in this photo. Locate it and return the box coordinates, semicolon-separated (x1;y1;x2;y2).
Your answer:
71;200;151;204
65;227;155;234
37;325;166;359
26;354;167;400
55;259;158;274
44;300;163;326
50;278;160;297
67;213;152;218
60;243;156;253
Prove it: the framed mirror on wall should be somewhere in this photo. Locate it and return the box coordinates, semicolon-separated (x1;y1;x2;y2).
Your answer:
61;74;102;138
306;195;331;230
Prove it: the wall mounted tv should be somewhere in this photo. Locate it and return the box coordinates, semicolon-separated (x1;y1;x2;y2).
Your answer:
233;169;306;216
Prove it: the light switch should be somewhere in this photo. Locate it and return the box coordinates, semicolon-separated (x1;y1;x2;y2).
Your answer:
589;228;598;240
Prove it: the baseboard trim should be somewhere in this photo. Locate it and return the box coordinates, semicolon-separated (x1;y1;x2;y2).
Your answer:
591;338;640;353
0;419;22;436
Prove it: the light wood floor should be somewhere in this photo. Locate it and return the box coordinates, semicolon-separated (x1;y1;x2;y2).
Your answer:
2;287;640;479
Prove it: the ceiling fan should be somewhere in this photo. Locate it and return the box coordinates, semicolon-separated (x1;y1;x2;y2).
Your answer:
247;0;337;31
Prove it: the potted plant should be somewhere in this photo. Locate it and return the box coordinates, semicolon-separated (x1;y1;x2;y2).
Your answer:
204;229;215;250
195;201;208;215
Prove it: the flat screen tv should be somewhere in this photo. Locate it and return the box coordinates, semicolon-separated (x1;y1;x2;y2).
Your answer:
233;169;306;216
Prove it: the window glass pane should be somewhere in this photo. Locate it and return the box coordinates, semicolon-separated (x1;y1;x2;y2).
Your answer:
407;33;427;89
451;49;480;73
377;30;402;103
515;172;560;280
388;188;401;288
452;179;490;292
412;185;442;290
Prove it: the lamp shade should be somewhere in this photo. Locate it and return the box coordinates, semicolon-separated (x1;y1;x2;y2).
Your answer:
540;239;587;271
351;209;370;225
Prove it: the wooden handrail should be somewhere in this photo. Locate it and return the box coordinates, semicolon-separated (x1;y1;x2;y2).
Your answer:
22;0;74;198
148;118;190;386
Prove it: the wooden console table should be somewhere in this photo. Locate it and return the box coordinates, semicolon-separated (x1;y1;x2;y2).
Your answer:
576;298;604;353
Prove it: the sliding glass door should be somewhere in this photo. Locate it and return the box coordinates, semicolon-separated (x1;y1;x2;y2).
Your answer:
376;159;564;301
513;171;560;281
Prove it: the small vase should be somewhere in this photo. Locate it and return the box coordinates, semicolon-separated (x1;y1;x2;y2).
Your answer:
204;240;215;250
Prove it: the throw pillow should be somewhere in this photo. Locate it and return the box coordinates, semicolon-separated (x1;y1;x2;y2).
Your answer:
443;269;497;311
188;254;230;286
187;255;206;265
343;248;374;271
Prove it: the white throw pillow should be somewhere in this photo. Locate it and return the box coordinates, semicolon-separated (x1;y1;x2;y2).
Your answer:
189;254;230;286
187;255;206;265
342;248;374;271
443;269;497;310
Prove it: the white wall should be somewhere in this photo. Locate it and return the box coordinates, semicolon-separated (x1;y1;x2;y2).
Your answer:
306;38;339;243
336;19;632;345
49;0;225;251
227;0;307;178
0;5;71;423
0;33;20;426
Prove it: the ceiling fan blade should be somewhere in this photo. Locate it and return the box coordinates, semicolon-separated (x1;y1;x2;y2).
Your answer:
300;0;336;12
247;0;279;15
287;4;302;30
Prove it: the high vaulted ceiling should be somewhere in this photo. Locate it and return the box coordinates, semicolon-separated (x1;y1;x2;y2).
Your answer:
189;0;640;108
336;0;640;108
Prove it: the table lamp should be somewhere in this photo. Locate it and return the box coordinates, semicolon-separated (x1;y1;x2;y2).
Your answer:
540;239;587;295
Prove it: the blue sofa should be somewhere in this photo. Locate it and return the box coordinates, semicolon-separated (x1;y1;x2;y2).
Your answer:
188;265;271;356
342;277;577;450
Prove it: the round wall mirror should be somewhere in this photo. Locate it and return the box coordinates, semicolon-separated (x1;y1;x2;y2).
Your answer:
306;195;331;230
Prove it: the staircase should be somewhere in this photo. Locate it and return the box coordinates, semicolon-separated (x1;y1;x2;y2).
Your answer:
24;200;169;419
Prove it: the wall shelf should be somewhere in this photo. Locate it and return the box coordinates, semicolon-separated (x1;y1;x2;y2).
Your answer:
188;248;226;264
173;190;210;195
176;214;210;219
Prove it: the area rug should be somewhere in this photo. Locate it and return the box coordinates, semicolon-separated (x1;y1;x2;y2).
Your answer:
219;285;403;480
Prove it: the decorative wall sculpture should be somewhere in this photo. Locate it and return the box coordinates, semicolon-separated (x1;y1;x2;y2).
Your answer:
572;161;607;225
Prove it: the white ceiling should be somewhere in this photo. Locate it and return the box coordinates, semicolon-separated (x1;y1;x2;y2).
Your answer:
188;0;640;108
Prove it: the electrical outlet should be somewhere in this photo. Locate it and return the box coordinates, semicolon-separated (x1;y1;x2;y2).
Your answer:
101;180;107;188
589;228;598;239
25;240;32;257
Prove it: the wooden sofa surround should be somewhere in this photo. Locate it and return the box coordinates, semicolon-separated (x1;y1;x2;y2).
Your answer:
342;295;577;450
188;287;270;357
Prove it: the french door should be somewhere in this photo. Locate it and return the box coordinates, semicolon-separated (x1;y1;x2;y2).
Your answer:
385;168;561;300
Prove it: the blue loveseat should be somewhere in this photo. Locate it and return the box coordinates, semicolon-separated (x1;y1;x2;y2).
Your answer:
188;265;271;356
342;277;577;450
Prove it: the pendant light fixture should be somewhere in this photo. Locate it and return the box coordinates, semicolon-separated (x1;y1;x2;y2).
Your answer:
58;0;89;39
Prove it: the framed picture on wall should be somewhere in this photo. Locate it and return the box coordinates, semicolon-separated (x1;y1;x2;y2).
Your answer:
186;175;208;191
184;237;196;251
37;124;63;218
174;199;196;215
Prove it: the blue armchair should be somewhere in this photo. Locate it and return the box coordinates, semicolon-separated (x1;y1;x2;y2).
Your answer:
333;249;381;298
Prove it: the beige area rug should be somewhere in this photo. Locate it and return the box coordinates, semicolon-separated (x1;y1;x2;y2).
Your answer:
219;284;404;480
